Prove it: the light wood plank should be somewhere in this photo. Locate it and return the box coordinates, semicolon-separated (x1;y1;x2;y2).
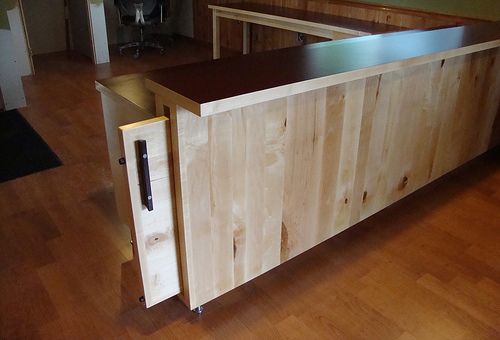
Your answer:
171;100;286;308
119;117;181;307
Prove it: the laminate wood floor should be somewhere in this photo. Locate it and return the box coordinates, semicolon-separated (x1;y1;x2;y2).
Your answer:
1;38;499;339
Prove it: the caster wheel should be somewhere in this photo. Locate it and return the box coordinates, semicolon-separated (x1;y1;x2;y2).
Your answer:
133;52;140;59
139;296;145;306
160;49;165;55
193;306;204;315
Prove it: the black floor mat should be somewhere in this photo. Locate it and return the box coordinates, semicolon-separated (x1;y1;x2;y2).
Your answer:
0;110;62;182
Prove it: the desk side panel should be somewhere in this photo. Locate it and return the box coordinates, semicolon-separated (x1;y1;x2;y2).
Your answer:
119;117;181;307
101;93;154;227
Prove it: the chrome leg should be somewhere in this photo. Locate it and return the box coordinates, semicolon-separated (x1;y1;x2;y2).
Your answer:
193;306;204;315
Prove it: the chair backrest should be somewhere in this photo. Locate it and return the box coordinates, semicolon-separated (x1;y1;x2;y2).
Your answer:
115;0;159;17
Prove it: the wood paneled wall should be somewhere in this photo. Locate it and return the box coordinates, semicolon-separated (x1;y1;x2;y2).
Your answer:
194;0;485;53
171;47;500;308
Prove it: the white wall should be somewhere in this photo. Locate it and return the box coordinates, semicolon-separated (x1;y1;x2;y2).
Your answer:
87;0;109;64
7;5;32;76
22;0;67;55
0;1;27;110
0;28;26;109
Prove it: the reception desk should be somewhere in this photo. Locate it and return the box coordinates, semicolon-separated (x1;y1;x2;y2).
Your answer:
96;22;500;311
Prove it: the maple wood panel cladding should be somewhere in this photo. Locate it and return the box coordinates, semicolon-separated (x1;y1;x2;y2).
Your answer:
281;48;500;260
170;47;500;308
194;0;484;53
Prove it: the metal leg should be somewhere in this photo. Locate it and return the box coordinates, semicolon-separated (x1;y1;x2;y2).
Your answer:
193;305;204;315
243;22;250;55
212;10;220;59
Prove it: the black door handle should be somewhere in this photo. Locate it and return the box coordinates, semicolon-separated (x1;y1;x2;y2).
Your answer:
136;140;153;211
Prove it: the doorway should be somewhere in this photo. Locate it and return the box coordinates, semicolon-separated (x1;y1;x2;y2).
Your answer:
18;0;108;70
21;0;69;56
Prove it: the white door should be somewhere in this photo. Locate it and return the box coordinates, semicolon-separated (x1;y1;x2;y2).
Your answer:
8;1;33;76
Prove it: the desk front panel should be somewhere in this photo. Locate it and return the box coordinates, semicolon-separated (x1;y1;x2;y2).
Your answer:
168;47;500;308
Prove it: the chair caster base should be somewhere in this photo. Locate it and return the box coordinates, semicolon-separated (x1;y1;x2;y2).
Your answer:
119;40;164;58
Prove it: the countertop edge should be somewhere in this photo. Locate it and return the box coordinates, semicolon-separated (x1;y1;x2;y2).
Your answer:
154;38;500;118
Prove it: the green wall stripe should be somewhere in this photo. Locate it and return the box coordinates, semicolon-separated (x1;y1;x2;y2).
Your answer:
352;0;500;21
0;0;18;30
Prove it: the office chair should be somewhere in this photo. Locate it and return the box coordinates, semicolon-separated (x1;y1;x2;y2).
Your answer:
115;0;169;58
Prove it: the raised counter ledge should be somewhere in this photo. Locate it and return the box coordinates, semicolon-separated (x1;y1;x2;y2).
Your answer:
209;2;403;36
145;21;500;117
96;73;156;115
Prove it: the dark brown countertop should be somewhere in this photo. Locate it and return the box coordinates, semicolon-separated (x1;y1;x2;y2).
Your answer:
143;21;500;116
210;2;402;35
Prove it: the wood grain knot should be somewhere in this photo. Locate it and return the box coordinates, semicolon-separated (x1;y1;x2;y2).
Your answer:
344;198;349;204
400;176;409;189
362;191;368;203
146;232;168;250
280;222;289;262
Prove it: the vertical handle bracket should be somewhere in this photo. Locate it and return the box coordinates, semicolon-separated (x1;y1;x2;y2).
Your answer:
136;140;153;211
